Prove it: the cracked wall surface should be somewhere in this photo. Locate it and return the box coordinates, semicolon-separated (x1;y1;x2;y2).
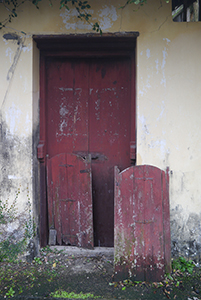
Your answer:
0;0;201;259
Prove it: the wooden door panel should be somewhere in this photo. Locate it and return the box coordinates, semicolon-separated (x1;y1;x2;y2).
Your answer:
114;165;171;281
46;59;89;157
89;58;131;246
47;153;93;248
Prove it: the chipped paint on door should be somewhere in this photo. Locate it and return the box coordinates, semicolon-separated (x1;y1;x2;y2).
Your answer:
114;165;171;281
47;153;93;249
45;56;135;247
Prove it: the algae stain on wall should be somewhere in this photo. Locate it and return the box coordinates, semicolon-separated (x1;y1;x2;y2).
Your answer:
0;114;33;241
0;33;34;247
171;205;201;263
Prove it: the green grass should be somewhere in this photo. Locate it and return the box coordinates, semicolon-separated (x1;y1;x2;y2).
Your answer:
50;290;100;299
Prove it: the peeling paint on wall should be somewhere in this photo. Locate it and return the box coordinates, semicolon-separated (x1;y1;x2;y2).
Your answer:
5;47;14;63
146;48;150;58
139;114;150;141
5;104;22;135
148;139;167;155
60;5;118;31
98;5;118;30
156;101;165;121
60;8;93;30
160;46;167;87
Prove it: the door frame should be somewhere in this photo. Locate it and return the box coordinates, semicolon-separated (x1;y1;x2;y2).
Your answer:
33;33;139;247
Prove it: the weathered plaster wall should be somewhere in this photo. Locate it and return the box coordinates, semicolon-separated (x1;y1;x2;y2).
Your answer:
0;34;34;244
134;9;201;261
0;0;201;259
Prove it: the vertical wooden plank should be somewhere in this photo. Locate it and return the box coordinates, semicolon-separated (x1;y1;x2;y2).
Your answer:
40;163;48;247
39;53;48;247
63;153;79;246
130;53;136;163
114;166;134;280
49;153;64;245
143;166;164;281
72;61;89;153
47;158;54;230
78;155;93;248
133;166;146;281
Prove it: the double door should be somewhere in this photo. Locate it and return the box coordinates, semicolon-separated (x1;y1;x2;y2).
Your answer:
45;56;134;247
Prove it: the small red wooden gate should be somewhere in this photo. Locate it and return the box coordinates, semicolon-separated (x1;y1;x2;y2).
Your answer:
47;153;93;248
114;165;171;282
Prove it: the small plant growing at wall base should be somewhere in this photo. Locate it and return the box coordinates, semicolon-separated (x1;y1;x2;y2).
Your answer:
172;256;195;274
0;187;36;262
5;287;15;298
0;188;20;224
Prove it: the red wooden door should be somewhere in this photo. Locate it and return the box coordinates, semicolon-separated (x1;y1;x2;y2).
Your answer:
45;57;134;246
114;165;171;281
47;153;93;248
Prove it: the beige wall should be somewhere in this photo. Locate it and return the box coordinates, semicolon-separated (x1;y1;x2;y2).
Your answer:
0;0;201;257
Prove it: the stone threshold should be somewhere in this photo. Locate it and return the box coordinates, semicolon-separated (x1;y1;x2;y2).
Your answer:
49;246;114;258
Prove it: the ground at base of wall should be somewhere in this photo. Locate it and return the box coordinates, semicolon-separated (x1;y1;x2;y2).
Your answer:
0;248;200;300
